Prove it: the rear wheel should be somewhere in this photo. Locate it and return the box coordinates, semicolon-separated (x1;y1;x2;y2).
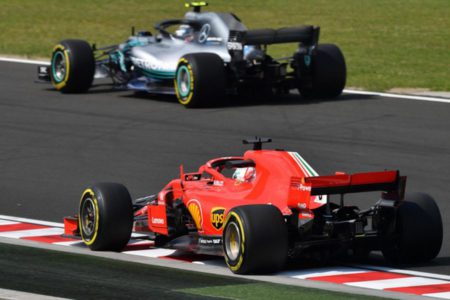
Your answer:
174;53;226;108
51;39;95;93
79;183;133;251
297;44;346;98
223;205;288;274
382;192;443;264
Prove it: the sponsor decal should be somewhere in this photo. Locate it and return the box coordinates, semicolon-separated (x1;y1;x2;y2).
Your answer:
210;207;225;230
227;42;243;51
292;183;311;191
206;37;223;42
300;212;313;218
213;180;223;186
185;174;201;181
199;237;222;246
198;23;211;43
297;203;307;209
131;57;173;72
151;217;165;225
187;199;203;230
291;182;311;191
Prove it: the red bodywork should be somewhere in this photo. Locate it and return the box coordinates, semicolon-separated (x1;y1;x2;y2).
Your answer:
64;147;402;253
141;149;400;237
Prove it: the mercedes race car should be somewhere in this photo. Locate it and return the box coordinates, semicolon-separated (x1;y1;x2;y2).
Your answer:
64;138;442;274
38;2;346;108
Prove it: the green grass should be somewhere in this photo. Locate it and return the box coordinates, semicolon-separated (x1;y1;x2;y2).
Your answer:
180;283;387;300
0;243;388;299
0;0;449;91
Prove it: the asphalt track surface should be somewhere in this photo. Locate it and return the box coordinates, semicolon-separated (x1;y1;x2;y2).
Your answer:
0;61;449;278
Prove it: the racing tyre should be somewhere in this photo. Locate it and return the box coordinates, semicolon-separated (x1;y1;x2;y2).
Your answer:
223;205;288;274
382;193;443;264
50;39;95;93
79;183;133;251
175;53;226;108
298;44;346;98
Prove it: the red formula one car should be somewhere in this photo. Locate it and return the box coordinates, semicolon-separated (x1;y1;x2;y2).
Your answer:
64;138;442;274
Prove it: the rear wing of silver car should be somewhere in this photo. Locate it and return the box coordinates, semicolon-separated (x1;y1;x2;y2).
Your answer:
244;26;320;46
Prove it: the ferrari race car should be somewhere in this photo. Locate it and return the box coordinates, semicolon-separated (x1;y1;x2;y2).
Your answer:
64;138;443;274
38;2;346;108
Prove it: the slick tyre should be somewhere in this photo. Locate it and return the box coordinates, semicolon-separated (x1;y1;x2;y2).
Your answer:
223;205;288;274
382;193;443;264
298;44;346;98
50;39;95;93
175;53;226;108
79;183;133;251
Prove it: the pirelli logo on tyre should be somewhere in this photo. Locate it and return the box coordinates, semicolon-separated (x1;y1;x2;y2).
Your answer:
211;207;226;230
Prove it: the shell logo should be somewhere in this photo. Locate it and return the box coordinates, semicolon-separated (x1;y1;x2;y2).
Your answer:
187;199;203;230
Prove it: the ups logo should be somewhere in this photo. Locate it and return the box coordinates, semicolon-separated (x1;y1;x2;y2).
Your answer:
211;207;225;230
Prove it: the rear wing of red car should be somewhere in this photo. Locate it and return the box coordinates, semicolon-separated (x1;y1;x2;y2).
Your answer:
290;170;406;206
306;170;405;198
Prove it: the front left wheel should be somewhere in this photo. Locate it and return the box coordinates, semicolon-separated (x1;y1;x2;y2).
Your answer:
50;39;95;93
79;182;133;251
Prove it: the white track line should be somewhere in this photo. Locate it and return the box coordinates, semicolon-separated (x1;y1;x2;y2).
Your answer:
353;264;450;281
0;220;19;226
280;267;367;279
0;287;70;300
0;56;449;104
0;215;63;228
0;57;49;65
53;240;84;247
127;239;154;245
192;260;225;266
424;291;450;299
1;213;449;289
344;89;450;104
122;248;177;257
347;277;448;290
0;228;64;238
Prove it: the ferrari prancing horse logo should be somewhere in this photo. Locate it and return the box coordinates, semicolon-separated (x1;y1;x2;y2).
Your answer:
211;207;226;230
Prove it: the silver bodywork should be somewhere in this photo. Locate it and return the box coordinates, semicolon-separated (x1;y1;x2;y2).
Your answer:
111;12;247;83
39;6;338;100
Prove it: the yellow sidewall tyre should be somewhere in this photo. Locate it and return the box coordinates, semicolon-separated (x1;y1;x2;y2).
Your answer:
223;205;288;274
174;53;226;108
50;39;95;93
79;182;133;251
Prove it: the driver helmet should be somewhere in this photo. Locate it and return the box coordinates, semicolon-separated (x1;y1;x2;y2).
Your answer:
232;167;256;183
175;25;194;42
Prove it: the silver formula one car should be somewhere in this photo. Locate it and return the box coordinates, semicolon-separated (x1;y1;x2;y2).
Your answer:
38;2;347;108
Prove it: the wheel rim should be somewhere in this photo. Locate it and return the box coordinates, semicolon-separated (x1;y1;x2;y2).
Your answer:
80;197;96;239
224;221;241;261
52;51;66;83
177;65;191;98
